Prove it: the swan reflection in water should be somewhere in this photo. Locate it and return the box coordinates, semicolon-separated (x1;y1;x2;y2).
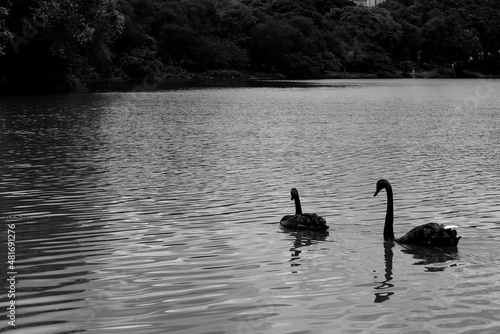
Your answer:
374;242;460;303
374;241;395;303
280;229;329;274
400;244;459;272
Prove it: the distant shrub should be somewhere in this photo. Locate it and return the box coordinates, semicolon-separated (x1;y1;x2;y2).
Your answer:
436;66;454;77
204;70;244;78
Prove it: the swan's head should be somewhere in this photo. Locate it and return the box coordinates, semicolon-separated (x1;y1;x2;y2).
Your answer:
374;179;390;197
290;188;299;200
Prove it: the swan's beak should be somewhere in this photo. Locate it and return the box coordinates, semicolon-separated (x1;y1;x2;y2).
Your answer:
374;189;380;197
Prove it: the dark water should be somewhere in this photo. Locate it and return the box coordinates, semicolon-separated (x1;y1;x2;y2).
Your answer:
1;79;500;334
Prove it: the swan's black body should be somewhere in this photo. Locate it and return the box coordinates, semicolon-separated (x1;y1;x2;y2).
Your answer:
374;179;461;247
280;188;328;231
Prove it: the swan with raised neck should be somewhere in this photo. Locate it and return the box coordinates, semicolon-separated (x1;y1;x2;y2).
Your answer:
280;188;328;231
374;179;461;247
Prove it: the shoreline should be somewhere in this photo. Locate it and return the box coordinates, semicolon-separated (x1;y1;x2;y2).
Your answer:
81;68;499;92
1;69;498;95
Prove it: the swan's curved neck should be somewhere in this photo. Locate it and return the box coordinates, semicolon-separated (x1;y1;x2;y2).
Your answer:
384;184;395;241
294;195;302;215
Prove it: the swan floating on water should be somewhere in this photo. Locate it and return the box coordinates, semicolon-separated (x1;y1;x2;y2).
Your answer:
280;188;328;231
374;179;461;247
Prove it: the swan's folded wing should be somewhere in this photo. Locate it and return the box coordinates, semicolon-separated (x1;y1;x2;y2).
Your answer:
300;213;329;231
280;214;301;228
280;215;294;223
280;214;328;231
398;223;460;247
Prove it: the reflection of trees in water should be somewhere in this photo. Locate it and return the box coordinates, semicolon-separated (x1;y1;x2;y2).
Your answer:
373;242;460;303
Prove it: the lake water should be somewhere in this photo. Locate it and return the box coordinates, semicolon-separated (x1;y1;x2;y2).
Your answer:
1;79;500;334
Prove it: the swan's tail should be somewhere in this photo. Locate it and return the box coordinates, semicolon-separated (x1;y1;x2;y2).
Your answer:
444;225;459;229
438;226;461;247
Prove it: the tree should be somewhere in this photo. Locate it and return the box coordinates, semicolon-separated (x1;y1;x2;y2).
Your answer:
112;0;162;78
421;13;482;64
193;36;249;70
2;0;500;92
250;16;325;76
329;6;402;72
216;2;261;47
0;5;11;56
1;0;123;92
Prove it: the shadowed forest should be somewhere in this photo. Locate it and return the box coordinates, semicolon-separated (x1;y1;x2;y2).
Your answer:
1;0;500;92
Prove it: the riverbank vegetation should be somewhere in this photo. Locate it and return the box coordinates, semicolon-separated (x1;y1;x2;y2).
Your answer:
1;0;500;92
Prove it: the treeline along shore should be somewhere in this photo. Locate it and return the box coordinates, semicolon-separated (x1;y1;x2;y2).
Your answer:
1;0;500;93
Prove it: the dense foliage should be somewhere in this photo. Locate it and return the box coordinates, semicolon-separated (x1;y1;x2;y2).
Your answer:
1;0;499;92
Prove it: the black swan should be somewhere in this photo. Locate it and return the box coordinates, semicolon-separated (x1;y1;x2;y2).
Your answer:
280;188;328;231
374;179;461;247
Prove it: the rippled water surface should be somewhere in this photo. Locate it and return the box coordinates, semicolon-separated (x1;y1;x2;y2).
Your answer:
1;79;500;334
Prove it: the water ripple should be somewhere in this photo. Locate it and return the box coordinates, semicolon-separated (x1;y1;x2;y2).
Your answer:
1;80;500;333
